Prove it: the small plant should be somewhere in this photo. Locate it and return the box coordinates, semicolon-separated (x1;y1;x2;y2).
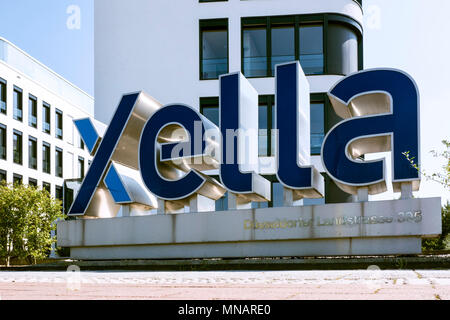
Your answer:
395;258;407;269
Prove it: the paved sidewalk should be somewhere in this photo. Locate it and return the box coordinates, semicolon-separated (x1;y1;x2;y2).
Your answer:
0;270;449;300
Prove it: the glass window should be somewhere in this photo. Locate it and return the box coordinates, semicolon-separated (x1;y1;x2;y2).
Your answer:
29;178;37;187
200;98;219;126
258;104;268;156
42;142;51;174
241;14;361;78
55;147;63;178
13;87;23;122
0;124;6;160
257;96;276;157
215;192;228;211
13;173;22;185
28;136;37;170
310;102;325;155
78;156;85;179
243;27;267;77
55;109;63;139
0;169;6;182
80;136;84;149
13;130;22;165
271;25;295;74
29;95;37;128
327;22;358;75
55;185;63;202
201;21;228;79
0;79;6;114
300;25;324;75
252;200;268;209
43;103;50;134
271;104;276;156
303;197;325;206
43;182;51;193
272;182;284;208
253;182;285;208
202;106;219;126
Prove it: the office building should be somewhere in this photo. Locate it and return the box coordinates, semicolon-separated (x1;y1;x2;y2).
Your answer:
0;38;94;201
94;0;364;209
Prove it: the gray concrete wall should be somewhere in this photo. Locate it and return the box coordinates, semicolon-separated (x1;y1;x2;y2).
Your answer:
58;197;442;259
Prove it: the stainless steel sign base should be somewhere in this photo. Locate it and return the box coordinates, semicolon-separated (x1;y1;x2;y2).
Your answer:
57;197;442;260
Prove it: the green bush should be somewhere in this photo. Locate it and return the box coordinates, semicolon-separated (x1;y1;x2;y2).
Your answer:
0;182;64;266
422;203;450;251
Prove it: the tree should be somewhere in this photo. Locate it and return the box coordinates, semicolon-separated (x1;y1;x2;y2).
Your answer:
422;203;450;251
404;140;450;251
403;140;450;189
0;182;64;266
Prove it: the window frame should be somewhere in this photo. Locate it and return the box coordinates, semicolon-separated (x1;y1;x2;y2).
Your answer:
258;95;275;157
28;135;38;170
310;93;328;156
55;108;63;140
0;77;6;115
241;13;363;78
28;178;38;187
55;146;63;178
55;185;63;202
199;97;220;126
13;86;23;122
43;181;51;194
200;93;330;157
28;94;38;128
78;156;85;179
0;123;6;161
199;18;229;80
42;102;51;134
13;173;23;185
42;141;51;174
12;129;23;165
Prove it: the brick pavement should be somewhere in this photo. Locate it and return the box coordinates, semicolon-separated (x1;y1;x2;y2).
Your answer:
0;270;449;300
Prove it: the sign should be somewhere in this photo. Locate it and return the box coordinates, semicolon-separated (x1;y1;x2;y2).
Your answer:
57;197;441;259
68;62;421;217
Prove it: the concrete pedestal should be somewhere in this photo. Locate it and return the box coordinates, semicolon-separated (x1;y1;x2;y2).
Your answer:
57;197;442;260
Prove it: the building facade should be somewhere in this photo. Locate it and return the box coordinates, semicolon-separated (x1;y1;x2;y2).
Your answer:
0;38;93;201
94;0;364;210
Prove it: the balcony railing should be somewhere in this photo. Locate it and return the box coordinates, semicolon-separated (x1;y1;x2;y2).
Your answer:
43;122;50;133
13;108;22;121
29;115;37;128
56;127;63;139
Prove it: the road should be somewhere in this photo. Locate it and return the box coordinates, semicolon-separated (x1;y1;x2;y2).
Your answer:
0;269;449;300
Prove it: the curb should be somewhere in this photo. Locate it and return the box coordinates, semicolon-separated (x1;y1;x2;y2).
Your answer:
2;254;450;271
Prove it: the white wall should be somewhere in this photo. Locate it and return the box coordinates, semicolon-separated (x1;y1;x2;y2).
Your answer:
94;0;363;124
0;60;92;196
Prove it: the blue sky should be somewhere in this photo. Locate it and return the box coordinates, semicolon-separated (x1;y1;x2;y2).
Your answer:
363;0;450;204
0;0;93;96
0;0;448;203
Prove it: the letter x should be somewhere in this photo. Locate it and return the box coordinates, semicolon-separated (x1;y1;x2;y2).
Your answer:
68;93;140;215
